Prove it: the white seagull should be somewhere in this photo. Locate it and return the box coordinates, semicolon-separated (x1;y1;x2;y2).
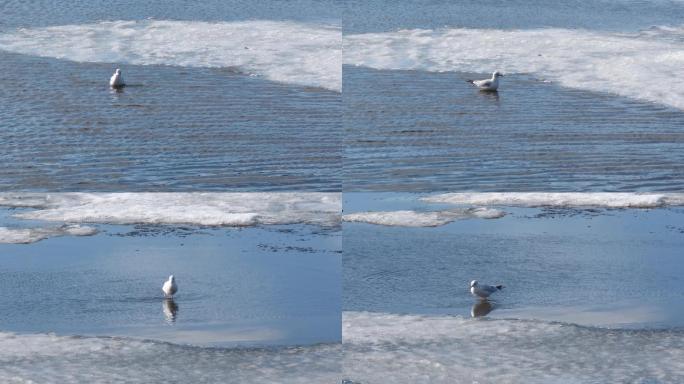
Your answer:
109;68;125;88
466;71;504;91
162;275;178;298
470;280;503;299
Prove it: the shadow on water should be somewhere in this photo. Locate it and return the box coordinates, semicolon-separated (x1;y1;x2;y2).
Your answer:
471;300;495;318
163;298;179;324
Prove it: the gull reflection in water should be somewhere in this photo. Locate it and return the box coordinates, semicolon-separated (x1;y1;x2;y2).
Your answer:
471;300;494;318
477;89;500;102
163;298;179;323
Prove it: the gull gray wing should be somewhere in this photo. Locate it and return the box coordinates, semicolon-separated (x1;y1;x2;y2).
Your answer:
480;284;499;293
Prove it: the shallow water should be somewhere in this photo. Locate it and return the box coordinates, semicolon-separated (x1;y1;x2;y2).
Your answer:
0;222;340;347
343;66;684;192
4;1;684;382
0;223;343;382
0;52;341;191
342;0;684;193
343;193;684;329
0;1;341;192
342;192;684;383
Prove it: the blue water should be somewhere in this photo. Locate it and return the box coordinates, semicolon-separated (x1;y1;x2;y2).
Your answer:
2;0;340;29
342;0;684;192
344;0;684;33
340;0;684;376
343;67;684;192
0;0;341;192
3;1;684;382
342;192;684;383
0;222;341;347
0;2;343;382
343;193;684;328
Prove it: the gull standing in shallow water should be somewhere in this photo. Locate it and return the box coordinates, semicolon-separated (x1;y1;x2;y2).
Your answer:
470;280;503;299
162;275;178;298
466;71;504;91
109;68;125;88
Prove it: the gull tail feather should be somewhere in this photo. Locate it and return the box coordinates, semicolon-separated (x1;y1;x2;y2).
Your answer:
496;285;504;290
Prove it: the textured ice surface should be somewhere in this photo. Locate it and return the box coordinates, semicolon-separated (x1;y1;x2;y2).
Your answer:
345;26;684;109
0;225;97;244
343;311;684;384
423;192;684;208
0;331;340;383
0;192;341;227
0;20;341;91
343;207;504;227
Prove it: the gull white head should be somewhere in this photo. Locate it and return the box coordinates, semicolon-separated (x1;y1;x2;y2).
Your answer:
169;275;174;281
492;71;504;79
470;280;478;288
115;68;121;74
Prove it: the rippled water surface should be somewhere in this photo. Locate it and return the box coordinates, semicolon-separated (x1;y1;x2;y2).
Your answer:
0;54;341;191
343;66;684;192
0;0;341;192
343;0;684;33
343;0;684;192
